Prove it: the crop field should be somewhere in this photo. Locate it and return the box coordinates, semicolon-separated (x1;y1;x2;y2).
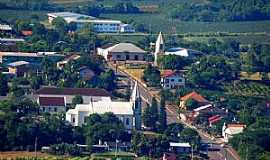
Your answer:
101;13;270;33
184;34;270;44
223;82;270;98
0;10;47;22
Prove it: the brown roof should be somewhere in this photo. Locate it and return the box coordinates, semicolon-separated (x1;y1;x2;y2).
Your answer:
39;97;65;106
36;87;111;97
227;124;246;128
180;91;208;103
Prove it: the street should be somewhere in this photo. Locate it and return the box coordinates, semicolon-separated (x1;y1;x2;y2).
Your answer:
110;63;240;160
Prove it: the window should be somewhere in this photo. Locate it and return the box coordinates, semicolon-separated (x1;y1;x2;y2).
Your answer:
54;107;57;112
126;118;130;125
178;79;183;82
43;107;45;112
72;117;75;123
165;79;169;83
84;117;88;123
116;55;121;59
134;55;138;60
126;55;130;60
166;85;170;88
171;79;175;82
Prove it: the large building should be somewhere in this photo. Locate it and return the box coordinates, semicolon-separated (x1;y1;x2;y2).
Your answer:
35;87;111;105
66;81;142;130
47;12;135;33
97;43;148;61
0;52;64;66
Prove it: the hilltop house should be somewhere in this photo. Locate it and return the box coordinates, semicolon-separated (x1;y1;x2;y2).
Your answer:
222;123;246;142
47;12;135;33
179;91;209;110
160;70;185;89
66;81;142;130
7;61;29;77
35;87;111;105
37;97;66;113
97;43;148;61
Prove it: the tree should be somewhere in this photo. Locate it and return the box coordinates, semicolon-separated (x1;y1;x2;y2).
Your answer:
180;128;201;151
72;95;83;106
142;104;152;128
84;113;127;146
157;55;188;70
164;123;183;141
158;96;167;132
143;64;161;87
0;73;8;96
185;99;198;110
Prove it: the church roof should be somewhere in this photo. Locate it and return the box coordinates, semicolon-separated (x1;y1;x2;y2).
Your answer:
67;99;133;115
108;43;146;53
131;81;140;102
156;32;164;45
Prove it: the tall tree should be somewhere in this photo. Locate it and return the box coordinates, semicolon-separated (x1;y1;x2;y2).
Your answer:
158;96;167;132
0;73;8;96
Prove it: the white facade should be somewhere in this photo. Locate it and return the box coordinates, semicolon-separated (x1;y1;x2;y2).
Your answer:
161;74;185;89
222;123;246;143
40;105;66;113
66;98;134;129
48;12;135;33
66;81;142;130
97;43;147;61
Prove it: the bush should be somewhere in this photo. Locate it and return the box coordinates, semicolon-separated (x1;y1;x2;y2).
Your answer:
48;143;82;156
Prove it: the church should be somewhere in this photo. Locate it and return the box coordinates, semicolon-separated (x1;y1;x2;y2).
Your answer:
65;81;142;130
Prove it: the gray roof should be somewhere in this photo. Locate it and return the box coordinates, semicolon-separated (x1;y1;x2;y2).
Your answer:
8;61;29;67
48;12;96;20
108;43;147;53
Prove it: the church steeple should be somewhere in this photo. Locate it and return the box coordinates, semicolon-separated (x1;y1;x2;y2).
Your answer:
130;81;141;130
154;32;164;66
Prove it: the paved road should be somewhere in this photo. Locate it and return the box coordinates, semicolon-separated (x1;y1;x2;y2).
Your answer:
110;63;240;160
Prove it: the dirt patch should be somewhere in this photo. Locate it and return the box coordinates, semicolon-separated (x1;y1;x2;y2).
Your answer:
0;151;52;159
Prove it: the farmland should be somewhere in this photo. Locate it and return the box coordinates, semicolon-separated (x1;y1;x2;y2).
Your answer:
101;13;270;33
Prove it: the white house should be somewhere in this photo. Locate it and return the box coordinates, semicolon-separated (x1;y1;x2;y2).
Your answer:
160;70;185;89
97;43;147;61
222;123;246;143
35;87;111;104
47;12;135;33
66;81;142;130
38;96;66;113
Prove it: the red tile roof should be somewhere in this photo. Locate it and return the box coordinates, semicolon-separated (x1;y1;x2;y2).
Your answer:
208;115;222;124
161;70;175;78
21;30;33;36
39;97;65;106
180;91;208;103
36;87;111;97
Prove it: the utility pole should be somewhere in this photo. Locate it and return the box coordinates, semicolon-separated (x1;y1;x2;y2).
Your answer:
35;136;38;159
191;144;194;160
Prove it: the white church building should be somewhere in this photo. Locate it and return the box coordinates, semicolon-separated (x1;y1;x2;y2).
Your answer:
66;81;142;130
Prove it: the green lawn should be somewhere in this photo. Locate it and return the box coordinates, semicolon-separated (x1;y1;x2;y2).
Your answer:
91;152;135;160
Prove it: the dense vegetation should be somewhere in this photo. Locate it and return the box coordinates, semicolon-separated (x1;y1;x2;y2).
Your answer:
167;0;270;22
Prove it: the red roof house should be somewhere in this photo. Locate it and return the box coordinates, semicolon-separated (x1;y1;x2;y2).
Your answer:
179;91;209;110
